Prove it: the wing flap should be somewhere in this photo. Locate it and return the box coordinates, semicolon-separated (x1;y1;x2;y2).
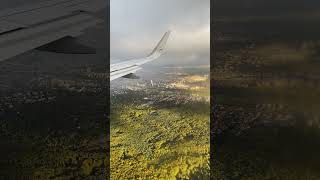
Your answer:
0;0;106;61
0;0;105;17
0;0;72;17
0;20;24;34
4;8;72;27
0;13;102;61
110;65;142;81
0;0;105;27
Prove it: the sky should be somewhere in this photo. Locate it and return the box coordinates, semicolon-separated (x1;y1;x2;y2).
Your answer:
110;0;210;66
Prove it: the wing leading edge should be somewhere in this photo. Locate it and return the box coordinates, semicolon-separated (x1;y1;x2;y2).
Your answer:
110;31;171;81
0;0;107;62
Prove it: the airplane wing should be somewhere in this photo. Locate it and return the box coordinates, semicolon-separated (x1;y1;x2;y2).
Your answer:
110;31;171;81
0;0;107;62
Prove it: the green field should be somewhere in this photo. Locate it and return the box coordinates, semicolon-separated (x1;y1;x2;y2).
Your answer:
110;74;210;179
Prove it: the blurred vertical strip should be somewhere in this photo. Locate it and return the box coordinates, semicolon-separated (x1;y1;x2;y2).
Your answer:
105;0;110;179
210;0;215;179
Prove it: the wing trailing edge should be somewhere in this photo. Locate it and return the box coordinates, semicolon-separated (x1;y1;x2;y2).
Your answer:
37;36;96;54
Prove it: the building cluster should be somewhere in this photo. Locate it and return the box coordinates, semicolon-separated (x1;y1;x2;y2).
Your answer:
0;91;56;112
38;78;106;93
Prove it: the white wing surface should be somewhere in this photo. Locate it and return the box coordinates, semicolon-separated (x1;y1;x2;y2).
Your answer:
0;0;107;62
110;31;171;81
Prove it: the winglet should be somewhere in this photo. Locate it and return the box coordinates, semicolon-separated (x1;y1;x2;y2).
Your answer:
147;31;171;58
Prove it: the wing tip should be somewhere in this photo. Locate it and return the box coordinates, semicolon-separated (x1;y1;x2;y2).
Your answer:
148;30;171;57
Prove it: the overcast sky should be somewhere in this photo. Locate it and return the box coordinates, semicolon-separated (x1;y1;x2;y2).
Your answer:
110;0;210;66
